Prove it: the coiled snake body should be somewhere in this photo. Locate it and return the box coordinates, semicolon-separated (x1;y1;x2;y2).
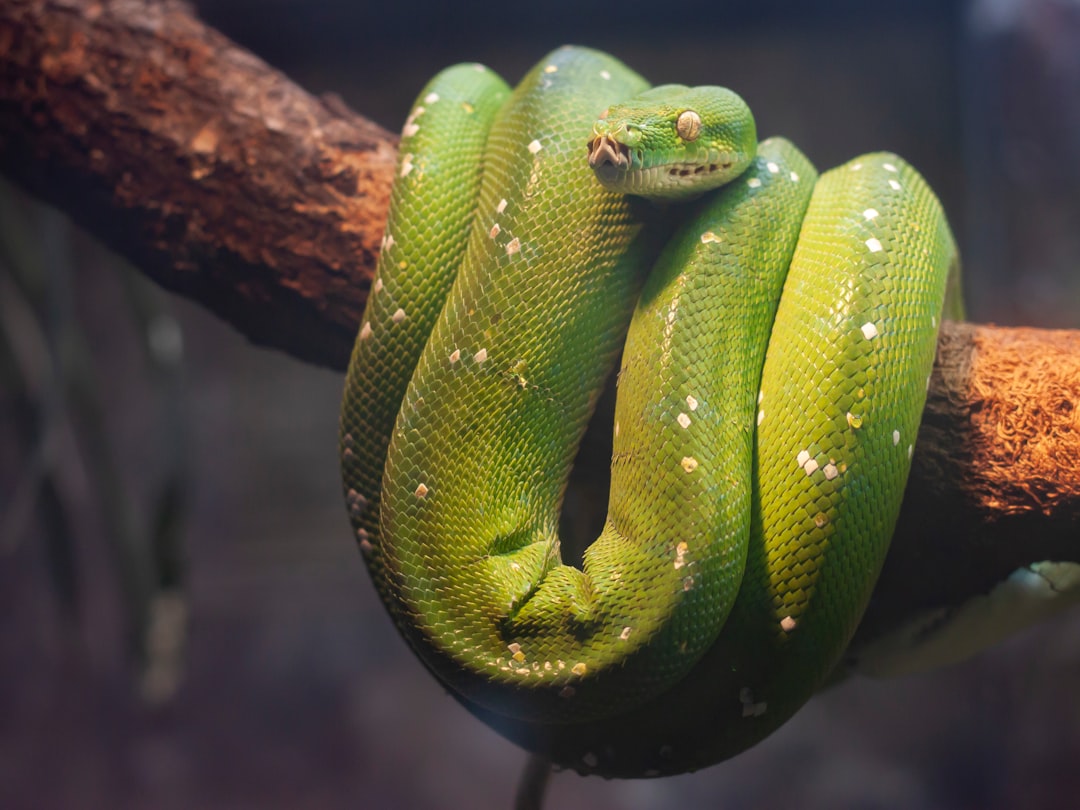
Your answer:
339;46;959;777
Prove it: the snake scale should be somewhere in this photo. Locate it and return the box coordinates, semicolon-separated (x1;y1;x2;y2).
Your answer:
339;46;960;777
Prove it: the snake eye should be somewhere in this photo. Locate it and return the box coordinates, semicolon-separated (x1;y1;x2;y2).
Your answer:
676;110;702;141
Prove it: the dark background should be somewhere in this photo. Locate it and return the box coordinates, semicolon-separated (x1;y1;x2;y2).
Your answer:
3;1;1080;808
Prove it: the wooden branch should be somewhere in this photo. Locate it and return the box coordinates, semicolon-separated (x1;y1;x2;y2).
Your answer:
0;0;395;368
0;0;1077;639
858;323;1080;641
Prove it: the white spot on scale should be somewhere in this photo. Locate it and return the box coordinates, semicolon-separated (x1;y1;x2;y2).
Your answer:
674;541;689;569
766;161;779;174
931;315;937;328
790;171;800;182
803;459;819;476
746;177;762;188
883;162;898;172
449;349;461;363
391;308;406;324
402;108;424;139
823;463;839;481
383;234;395;251
620;626;632;641
865;237;883;253
543;65;558;74
758;389;763;404
796;450;810;468
700;231;722;244
357;528;373;555
599;70;612;80
527;139;543;154
346;489;368;515
863;208;880;221
414;482;429;498
889;179;902;191
745;702;768;717
680;457;699;473
850;162;863;171
373;278;383;293
506;237;521;255
424;91;440;104
399;153;415;177
781;616;797;632
738;687;768;717
474;348;488;364
908;444;914;459
757;409;764;426
677;413;691;429
614;421;620;438
893;429;901;445
496;198;508;214
359;322;372;340
861;322;879;340
489;223;501;238
686;395;699;411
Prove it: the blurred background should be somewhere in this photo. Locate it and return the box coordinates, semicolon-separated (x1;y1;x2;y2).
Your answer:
2;0;1080;808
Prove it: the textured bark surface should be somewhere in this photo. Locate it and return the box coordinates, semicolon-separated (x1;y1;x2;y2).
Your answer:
0;0;396;368
861;323;1080;639
0;0;1077;633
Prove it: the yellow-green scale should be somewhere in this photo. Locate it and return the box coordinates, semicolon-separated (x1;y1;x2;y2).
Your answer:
341;45;959;778
380;48;668;723
475;152;956;776
340;64;510;595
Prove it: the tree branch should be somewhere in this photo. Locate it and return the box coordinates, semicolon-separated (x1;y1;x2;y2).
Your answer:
0;0;395;368
1;0;1077;640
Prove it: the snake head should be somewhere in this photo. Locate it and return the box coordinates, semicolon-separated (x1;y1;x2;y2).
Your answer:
587;84;757;200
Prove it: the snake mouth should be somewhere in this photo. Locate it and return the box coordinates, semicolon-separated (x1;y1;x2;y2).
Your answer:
588;134;633;174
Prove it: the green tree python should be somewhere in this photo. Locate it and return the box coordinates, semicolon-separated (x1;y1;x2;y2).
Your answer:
339;46;961;777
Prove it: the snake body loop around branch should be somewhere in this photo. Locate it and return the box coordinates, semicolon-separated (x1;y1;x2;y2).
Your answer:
339;46;958;777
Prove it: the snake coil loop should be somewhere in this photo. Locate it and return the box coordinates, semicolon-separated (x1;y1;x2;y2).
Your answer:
340;46;958;777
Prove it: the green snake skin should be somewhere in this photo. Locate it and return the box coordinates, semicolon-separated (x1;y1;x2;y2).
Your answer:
339;46;958;777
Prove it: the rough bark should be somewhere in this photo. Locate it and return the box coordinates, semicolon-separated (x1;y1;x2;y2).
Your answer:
0;0;396;368
860;323;1080;639
0;0;1077;636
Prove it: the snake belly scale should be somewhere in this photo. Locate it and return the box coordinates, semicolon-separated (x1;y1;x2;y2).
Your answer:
339;46;958;777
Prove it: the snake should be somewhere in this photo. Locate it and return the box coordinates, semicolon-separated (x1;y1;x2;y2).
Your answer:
339;46;960;778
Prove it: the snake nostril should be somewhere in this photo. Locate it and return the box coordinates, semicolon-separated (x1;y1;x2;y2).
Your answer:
588;136;631;170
